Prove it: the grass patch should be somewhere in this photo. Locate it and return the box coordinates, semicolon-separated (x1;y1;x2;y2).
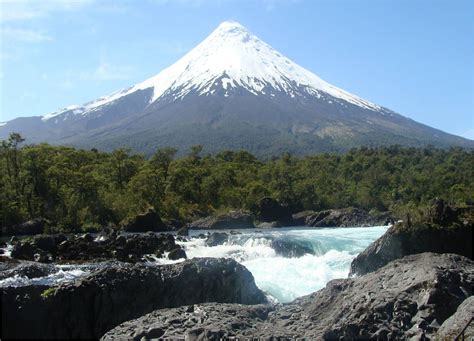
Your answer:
41;287;57;299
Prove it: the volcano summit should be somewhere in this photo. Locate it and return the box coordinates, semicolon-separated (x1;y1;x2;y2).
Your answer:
1;21;472;155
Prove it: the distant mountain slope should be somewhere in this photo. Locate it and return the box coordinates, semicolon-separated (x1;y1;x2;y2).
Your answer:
1;21;472;155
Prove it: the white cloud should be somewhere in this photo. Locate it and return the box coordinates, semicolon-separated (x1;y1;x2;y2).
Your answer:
460;128;474;140
0;0;94;21
149;0;209;6
79;60;134;81
0;27;52;42
58;79;74;90
262;0;301;11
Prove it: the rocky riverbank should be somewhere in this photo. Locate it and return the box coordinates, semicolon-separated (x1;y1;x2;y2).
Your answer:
350;198;473;275
1;199;472;340
7;231;186;263
2;258;266;339
103;253;473;340
1;198;395;237
187;204;394;230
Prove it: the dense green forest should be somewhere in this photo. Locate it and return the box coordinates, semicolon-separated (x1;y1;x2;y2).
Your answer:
1;133;473;232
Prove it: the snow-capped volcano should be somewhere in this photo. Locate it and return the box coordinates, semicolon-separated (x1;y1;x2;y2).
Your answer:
1;21;472;155
43;20;378;122
131;21;379;109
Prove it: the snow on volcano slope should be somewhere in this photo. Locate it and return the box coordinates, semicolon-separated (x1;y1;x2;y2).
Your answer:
131;21;381;110
2;21;472;153
41;21;379;122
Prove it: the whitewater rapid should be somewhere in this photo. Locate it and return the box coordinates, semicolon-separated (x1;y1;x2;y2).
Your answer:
0;226;387;303
179;226;388;302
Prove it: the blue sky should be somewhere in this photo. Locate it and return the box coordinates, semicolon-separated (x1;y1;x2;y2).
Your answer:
1;0;473;139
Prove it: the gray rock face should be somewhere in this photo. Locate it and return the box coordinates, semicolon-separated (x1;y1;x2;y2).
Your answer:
9;231;181;263
306;207;393;227
205;232;229;246
1;258;267;339
176;226;189;236
270;238;315;257
350;223;473;276
189;211;255;229
167;247;187;260
0;260;54;280
292;210;316;225
102;253;473;340
436;296;474;340
256;220;292;228
102;303;275;340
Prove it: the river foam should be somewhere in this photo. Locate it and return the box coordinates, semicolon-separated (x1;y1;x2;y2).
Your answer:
0;226;387;302
181;226;388;302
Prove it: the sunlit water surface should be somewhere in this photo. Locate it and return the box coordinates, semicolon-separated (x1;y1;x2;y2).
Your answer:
181;226;388;302
0;226;388;303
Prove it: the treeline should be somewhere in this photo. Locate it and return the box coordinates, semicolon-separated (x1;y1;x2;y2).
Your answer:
1;133;473;232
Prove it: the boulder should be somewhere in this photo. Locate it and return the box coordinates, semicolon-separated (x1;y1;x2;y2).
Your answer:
436;296;474;340
256;197;294;225
205;232;229;246
168;248;187;260
292;210;316;225
270;238;314;257
189;211;255;229
0;260;54;281
32;234;67;253
121;208;169;232
102;253;473;340
1;258;267;339
350;202;473;276
10;242;41;261
102;304;274;341
168;219;185;230
256;221;285;228
1;218;46;236
306;207;391;227
9;232;179;263
177;226;189;236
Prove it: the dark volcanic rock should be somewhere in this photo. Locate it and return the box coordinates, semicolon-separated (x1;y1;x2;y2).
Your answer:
189;211;255;229
306;207;392;227
350;202;473;276
102;253;473;340
33;234;67;253
9;232;181;263
270;238;314;257
1;218;46;236
0;260;54;280
205;232;229;246
436;296;474;340
350;224;473;276
121;208;169;232
168;248;187;260
1;258;267;339
10;241;39;260
292;210;316;225
256;221;286;228
102;303;275;340
256;197;294;225
177;226;189;236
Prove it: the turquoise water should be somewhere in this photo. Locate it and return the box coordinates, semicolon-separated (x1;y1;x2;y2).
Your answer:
182;226;388;302
0;226;387;303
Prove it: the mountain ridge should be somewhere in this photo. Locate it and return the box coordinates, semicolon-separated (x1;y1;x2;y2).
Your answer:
1;21;472;155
